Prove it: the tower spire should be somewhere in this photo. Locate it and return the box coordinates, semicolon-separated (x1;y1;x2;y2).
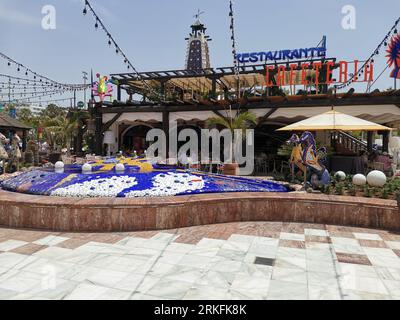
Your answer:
185;10;212;71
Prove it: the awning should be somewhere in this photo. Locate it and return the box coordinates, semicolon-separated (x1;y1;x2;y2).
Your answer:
254;105;400;125
103;112;162;124
277;110;392;132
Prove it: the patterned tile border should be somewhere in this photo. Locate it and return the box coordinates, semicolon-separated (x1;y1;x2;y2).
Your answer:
0;190;399;232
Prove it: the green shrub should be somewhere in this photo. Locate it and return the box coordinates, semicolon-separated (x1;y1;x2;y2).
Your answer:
381;188;389;199
349;186;357;196
322;185;331;195
335;183;345;195
364;186;373;198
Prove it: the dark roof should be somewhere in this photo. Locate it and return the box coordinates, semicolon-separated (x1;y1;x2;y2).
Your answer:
0;113;31;130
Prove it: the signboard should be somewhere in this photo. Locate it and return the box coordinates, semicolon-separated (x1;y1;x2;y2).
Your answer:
265;60;374;87
237;37;327;64
386;33;400;79
77;101;85;109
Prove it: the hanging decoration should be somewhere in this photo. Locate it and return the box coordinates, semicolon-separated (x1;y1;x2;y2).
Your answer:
229;0;240;99
335;17;400;90
0;52;90;91
82;0;160;100
386;33;400;79
92;73;118;102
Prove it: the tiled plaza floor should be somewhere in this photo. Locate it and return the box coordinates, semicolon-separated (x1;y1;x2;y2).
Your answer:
0;222;400;300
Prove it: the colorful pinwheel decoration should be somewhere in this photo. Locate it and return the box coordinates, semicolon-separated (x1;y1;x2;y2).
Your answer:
386;34;400;79
92;73;119;102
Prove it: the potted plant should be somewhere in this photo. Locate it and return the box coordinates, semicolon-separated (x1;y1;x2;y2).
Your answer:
206;111;257;175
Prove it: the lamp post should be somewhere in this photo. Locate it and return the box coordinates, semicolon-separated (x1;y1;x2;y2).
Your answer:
103;131;116;157
82;71;88;108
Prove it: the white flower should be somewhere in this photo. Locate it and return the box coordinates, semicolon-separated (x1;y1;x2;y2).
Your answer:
50;176;138;198
125;172;204;198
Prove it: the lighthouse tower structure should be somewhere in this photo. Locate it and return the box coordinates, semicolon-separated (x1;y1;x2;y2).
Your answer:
185;11;212;71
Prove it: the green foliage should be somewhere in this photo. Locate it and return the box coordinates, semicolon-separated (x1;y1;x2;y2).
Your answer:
323;184;332;195
349;186;357;196
206;111;257;163
364;186;373;198
381;188;389;199
335;183;345;195
17;108;36;127
277;144;293;157
12;104;89;154
39;104;67;119
207;111;257;134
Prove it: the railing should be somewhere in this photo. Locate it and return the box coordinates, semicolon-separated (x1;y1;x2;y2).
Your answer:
331;131;368;154
254;158;290;176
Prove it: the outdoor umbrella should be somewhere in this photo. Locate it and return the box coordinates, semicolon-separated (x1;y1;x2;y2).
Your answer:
277;110;392;132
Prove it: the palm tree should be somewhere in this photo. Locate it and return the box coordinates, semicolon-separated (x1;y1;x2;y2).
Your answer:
207;111;257;134
42;116;79;154
206;111;257;164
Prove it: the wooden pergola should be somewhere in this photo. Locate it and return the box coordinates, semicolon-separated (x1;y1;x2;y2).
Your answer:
111;58;338;102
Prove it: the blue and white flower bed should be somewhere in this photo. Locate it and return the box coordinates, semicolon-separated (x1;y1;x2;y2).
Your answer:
0;159;289;198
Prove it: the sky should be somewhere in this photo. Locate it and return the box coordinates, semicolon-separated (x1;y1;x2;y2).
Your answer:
1;0;400;106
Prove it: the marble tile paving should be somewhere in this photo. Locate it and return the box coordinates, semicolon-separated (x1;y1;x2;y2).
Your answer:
0;221;399;300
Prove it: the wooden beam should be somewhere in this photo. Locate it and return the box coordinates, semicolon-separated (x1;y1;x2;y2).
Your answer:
212;110;229;122
257;108;278;126
99;95;400;114
101;112;122;134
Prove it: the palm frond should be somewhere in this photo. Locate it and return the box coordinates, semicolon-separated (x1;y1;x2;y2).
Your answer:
206;116;232;130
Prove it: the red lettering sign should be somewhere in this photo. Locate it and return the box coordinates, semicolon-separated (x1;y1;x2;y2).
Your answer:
264;60;373;87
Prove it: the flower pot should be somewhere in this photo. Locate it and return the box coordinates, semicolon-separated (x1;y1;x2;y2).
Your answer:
223;163;239;176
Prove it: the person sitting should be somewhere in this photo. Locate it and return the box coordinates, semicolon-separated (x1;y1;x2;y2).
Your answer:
375;152;393;171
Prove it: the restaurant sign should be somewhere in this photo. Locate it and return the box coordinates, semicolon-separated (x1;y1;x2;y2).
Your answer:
265;60;374;87
237;37;327;64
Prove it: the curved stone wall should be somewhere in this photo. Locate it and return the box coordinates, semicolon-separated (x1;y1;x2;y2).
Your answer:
0;190;398;232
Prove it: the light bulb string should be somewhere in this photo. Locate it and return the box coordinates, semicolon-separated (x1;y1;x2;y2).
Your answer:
0;52;90;90
336;17;400;90
83;0;160;99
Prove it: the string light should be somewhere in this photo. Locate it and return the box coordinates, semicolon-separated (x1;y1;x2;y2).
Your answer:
82;0;160;99
229;0;240;100
335;16;400;90
0;52;90;91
